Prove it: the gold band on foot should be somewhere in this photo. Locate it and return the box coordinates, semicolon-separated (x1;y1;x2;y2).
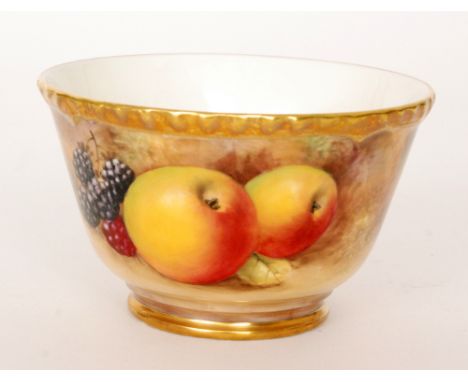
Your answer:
128;295;328;340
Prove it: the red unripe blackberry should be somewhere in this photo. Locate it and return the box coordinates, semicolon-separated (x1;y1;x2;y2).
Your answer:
101;216;137;257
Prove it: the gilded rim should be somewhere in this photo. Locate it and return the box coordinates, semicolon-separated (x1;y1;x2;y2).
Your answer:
128;295;329;340
38;54;435;139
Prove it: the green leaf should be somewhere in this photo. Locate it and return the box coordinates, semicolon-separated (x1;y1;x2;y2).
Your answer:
237;253;292;287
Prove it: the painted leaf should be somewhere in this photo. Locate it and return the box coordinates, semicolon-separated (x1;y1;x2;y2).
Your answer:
237;253;292;287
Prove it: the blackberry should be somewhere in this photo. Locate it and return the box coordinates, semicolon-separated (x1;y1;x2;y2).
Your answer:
101;158;135;203
73;144;95;184
77;184;100;227
87;177;121;221
101;217;137;257
77;177;121;227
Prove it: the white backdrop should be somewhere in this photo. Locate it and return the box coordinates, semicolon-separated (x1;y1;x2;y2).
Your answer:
0;12;467;369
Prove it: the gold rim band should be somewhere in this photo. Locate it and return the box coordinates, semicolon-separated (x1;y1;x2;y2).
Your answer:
128;295;328;340
39;83;433;139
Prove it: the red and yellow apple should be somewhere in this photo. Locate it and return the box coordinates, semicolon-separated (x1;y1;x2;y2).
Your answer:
245;165;337;258
123;166;258;284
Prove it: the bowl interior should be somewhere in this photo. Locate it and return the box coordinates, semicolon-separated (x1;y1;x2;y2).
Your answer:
39;54;433;115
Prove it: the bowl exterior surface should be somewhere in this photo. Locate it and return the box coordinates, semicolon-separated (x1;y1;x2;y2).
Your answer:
42;86;432;338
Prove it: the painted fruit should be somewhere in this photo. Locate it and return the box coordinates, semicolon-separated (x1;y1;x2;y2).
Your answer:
123;166;258;284
245;165;337;258
101;217;137;257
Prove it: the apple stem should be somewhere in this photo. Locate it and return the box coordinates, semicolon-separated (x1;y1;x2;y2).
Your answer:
205;198;220;210
311;200;321;213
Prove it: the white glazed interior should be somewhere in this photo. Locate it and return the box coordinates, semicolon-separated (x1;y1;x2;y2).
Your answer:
39;54;434;115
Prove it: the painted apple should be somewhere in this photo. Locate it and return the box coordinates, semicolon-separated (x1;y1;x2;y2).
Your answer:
245;165;337;258
123;166;258;284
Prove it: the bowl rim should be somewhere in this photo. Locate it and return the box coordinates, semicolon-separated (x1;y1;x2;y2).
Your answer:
38;53;435;138
38;52;435;117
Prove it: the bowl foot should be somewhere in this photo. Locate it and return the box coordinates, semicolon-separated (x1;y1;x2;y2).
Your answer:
128;294;328;340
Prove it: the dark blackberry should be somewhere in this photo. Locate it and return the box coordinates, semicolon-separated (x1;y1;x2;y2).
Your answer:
77;184;100;227
73;144;95;184
101;158;135;203
87;177;121;221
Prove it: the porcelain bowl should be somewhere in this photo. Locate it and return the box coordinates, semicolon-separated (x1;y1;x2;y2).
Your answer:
39;54;434;339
